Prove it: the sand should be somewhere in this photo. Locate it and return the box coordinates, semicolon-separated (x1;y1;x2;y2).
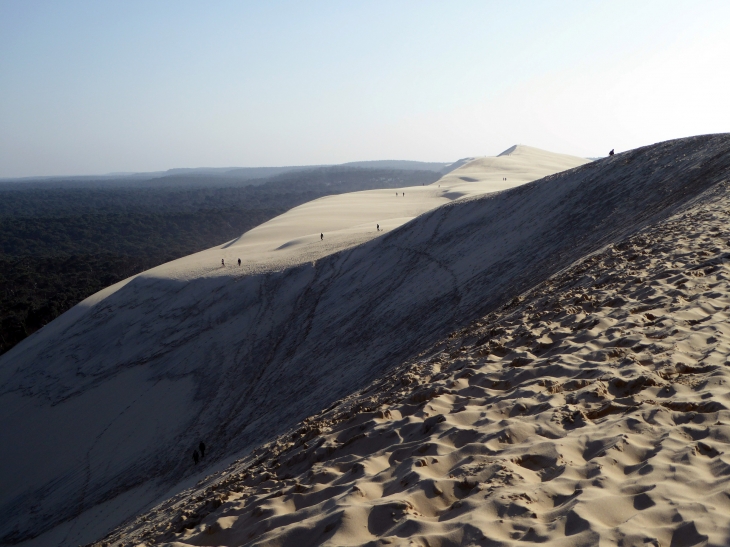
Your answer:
73;145;589;308
0;145;592;547
144;145;589;280
7;137;730;547
95;142;730;546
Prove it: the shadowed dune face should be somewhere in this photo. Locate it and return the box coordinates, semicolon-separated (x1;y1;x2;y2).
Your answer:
139;144;589;279
435;143;592;192
105;174;730;547
1;135;730;546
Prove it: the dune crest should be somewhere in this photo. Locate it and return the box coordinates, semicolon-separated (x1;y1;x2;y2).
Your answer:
141;145;589;281
434;144;588;193
102;178;730;546
2;136;729;546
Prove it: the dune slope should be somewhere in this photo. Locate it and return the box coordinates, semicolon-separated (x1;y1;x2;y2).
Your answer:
0;146;588;547
106;172;730;546
1;137;729;546
144;145;589;279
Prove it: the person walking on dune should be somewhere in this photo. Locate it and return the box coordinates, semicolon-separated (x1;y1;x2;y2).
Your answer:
238;258;241;266
321;233;323;241
221;259;225;267
377;224;380;231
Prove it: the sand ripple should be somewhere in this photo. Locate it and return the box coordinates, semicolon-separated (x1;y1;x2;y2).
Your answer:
99;165;730;547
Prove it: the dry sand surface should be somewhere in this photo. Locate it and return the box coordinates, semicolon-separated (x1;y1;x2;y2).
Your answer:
76;145;588;309
143;145;589;281
99;172;730;545
0;145;593;547
7;136;730;547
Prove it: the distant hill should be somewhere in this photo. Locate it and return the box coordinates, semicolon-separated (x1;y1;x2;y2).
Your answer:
0;165;441;357
0;159;460;189
340;159;465;173
1;138;703;546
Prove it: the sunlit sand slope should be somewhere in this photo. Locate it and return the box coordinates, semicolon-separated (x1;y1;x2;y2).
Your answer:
0;146;589;547
107;179;730;546
151;145;590;279
436;144;591;192
3;137;729;547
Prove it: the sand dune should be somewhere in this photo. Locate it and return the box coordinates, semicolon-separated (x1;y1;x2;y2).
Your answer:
149;145;589;280
3;137;729;547
436;144;589;190
102;164;730;546
0;145;590;547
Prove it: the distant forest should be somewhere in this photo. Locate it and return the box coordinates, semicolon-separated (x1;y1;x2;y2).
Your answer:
0;167;441;355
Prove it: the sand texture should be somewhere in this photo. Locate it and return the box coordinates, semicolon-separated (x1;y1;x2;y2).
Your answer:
102;177;730;547
0;146;590;546
3;136;730;546
137;145;590;281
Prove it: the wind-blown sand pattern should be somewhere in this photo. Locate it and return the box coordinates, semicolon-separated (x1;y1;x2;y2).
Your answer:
0;146;592;546
101;181;730;547
135;145;590;281
4;136;730;546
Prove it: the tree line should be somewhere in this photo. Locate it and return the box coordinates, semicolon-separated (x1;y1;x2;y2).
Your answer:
0;167;441;355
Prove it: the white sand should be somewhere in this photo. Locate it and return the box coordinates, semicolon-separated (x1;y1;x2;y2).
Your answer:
8;136;730;547
146;145;589;280
0;145;591;547
103;175;730;547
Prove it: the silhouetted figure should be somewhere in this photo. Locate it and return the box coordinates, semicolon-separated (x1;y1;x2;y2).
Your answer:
238;258;241;266
199;441;206;458
377;224;380;231
320;233;323;241
193;450;200;465
221;259;225;267
609;149;615;156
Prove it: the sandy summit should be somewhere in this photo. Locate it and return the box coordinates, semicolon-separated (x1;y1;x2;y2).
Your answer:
4;135;730;547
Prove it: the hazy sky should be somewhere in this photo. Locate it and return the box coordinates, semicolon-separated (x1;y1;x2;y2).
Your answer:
1;1;728;177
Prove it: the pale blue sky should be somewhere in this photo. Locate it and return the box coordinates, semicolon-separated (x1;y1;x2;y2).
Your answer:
1;1;728;177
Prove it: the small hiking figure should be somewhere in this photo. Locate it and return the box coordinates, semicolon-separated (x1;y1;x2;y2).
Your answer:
199;441;206;458
377;224;380;231
238;258;241;266
609;149;615;156
221;258;225;267
193;450;200;465
320;233;323;241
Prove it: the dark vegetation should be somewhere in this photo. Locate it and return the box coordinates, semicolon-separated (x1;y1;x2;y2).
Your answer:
0;167;441;355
